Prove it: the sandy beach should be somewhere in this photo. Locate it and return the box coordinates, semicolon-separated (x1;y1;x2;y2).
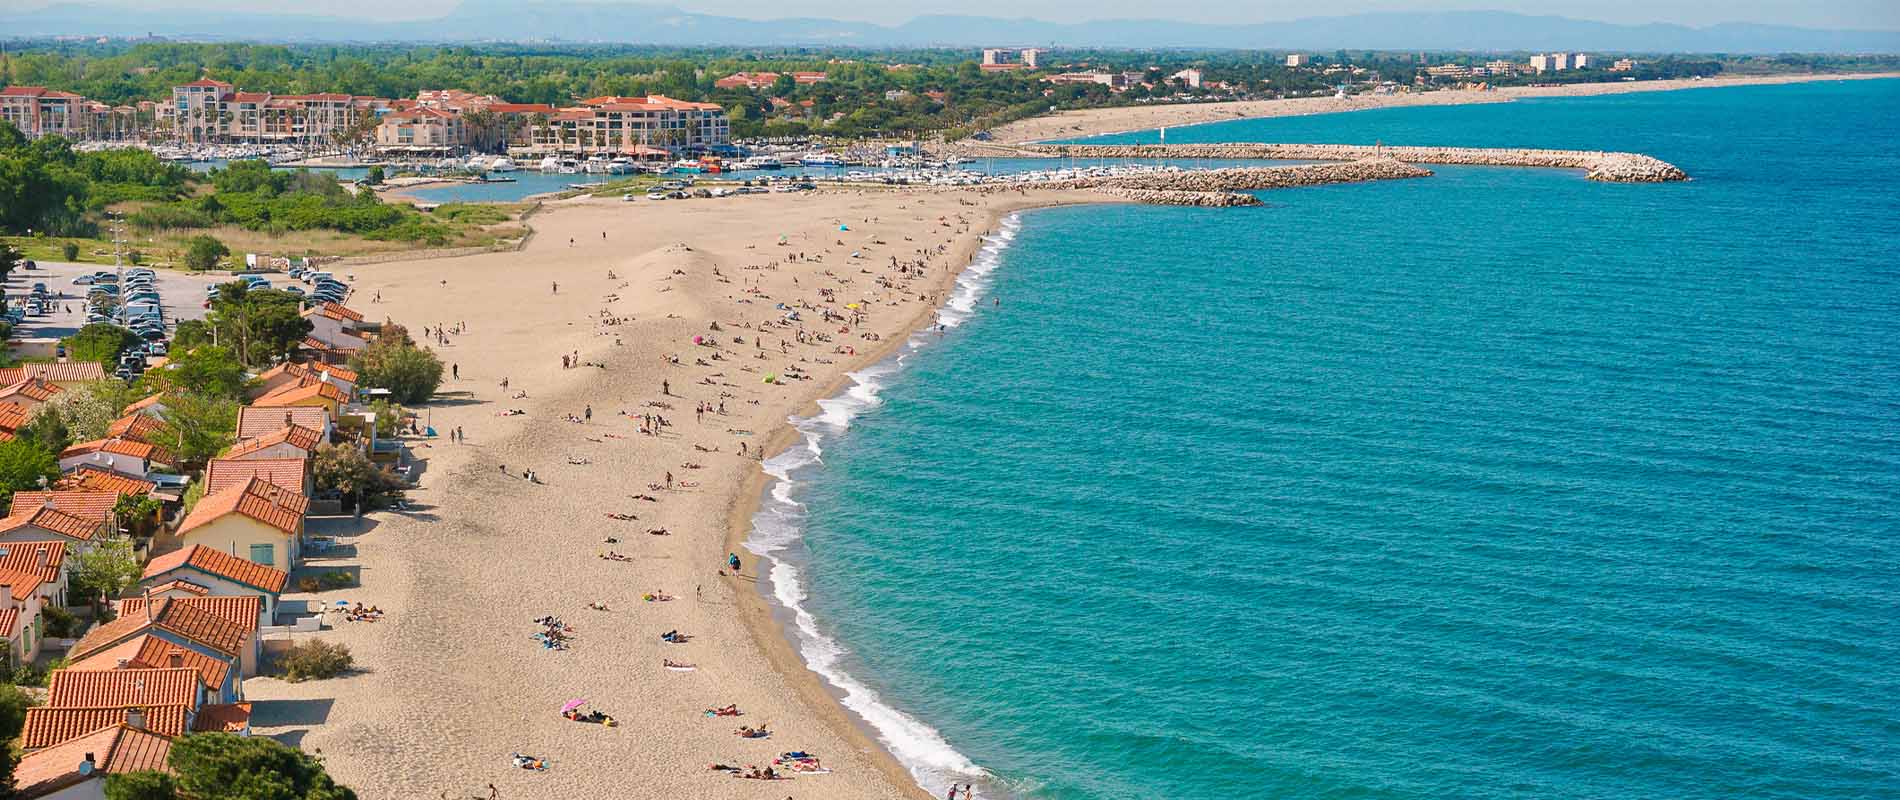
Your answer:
980;72;1900;145
243;185;1099;799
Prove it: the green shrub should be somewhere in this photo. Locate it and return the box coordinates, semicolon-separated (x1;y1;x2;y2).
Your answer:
183;235;229;270
126;249;142;265
41;604;78;638
128;203;214;230
294;570;356;593
280;639;352;682
60;242;79;261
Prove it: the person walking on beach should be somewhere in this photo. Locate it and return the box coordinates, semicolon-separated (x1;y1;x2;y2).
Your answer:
662;379;671;396
552;280;559;293
584;405;592;422
451;363;459;380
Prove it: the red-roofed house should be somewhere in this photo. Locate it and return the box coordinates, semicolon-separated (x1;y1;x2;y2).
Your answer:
139;544;287;623
0;378;64;412
0;540;68;606
54;466;158;497
118;595;263;665
68;596;253;688
223;423;324;462
236;406;332;442
253;362;357;399
0;362;107;388
58;438;172;479
205;458;310;497
175;478;308;572
0;504;108;547
250;381;347;417
12;723;175;796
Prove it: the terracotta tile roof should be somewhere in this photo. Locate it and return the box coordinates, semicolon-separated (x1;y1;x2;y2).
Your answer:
142;544;288;594
224;424;323;459
0;608;17;638
123;394;165;414
15;724;174;794
0;565;47;602
0;505;104;541
47;668;201;710
0;540;65;584
311;363;358;383
54;467;156;496
252;381;348;407
181;78;232;87
315;302;363;321
0;378;64;403
60;437;171;465
177;477;306;537
192;702;252;732
146;578;210;596
236;407;329;440
70;597;250;665
0;86;49;97
68;635;233;691
23;705;190;748
0;402;28;433
119;596;260;633
0;363;107;383
205;458;306;496
10;491;119;522
106;413;168;443
298;334;363;354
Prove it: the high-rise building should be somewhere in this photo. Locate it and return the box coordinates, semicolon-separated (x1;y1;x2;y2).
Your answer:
1286;54;1310;68
1530;54;1553;74
1020;48;1045;68
982;49;1012;66
1553;52;1572;71
1572;54;1592;69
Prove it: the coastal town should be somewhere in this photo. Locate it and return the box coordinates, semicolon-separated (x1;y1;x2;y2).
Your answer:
0;12;1896;800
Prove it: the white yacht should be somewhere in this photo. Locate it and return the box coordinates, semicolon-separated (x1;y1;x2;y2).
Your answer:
488;156;518;172
538;155;561;172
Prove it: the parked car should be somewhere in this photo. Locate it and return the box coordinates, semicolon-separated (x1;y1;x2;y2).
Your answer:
72;275;95;285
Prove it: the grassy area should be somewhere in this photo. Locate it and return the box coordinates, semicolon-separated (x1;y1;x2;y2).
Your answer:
6;201;531;269
579;175;668;198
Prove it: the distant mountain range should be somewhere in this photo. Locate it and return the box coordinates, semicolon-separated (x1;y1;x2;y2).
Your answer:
4;2;1898;53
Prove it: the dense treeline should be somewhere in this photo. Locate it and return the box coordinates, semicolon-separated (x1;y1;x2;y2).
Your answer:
0;121;191;235
2;42;1895;140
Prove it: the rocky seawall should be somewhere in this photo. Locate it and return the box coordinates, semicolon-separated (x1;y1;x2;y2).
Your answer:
1025;143;1689;183
1028;158;1431;205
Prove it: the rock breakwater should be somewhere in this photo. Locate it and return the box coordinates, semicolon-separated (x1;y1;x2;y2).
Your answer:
1039;158;1431;205
1027;143;1689;183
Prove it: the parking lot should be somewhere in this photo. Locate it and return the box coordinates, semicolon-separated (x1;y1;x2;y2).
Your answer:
3;259;225;340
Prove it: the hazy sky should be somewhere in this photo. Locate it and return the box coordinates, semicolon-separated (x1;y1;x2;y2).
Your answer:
15;0;1900;30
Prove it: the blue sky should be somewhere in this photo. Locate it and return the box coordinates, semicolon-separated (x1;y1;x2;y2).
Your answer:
17;0;1900;29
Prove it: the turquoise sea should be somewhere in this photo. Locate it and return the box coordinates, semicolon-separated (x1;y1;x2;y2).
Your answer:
746;79;1900;800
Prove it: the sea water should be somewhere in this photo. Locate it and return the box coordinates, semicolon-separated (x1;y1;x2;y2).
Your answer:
748;79;1900;800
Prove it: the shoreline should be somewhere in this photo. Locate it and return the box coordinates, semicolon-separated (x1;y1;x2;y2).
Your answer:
980;71;1900;145
251;185;1106;800
723;200;1091;799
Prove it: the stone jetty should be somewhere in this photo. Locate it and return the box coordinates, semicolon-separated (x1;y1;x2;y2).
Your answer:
1024;143;1689;183
1023;157;1432;205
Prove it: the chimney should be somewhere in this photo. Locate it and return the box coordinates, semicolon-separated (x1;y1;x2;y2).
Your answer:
143;587;153;622
124;706;145;731
284;411;293;426
168;652;183;669
114;658;130;668
35;546;47;571
79;753;97;775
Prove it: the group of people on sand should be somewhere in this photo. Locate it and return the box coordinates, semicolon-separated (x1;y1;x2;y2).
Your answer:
340;603;384;622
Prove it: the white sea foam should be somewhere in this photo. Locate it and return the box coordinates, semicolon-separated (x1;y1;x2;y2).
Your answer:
745;214;1024;799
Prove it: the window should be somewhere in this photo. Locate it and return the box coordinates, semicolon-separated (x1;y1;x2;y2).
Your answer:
248;543;275;566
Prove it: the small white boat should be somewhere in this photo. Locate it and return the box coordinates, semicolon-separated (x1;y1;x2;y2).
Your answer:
800;153;844;167
538;156;561;172
607;157;637;174
488;157;518;172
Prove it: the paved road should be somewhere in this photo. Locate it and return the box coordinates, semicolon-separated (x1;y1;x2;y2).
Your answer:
3;260;226;340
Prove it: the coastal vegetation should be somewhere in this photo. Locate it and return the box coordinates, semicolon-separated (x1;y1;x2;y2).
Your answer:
280;640;355;682
350;326;444;403
0;121;526;263
105;732;358;799
8;42;1892;142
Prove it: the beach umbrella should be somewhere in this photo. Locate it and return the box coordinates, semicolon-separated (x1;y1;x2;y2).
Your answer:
839;224;850;231
561;699;588;713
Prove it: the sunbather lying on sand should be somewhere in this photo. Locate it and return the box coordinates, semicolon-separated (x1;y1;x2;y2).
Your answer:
644;590;676;601
606;512;637;521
